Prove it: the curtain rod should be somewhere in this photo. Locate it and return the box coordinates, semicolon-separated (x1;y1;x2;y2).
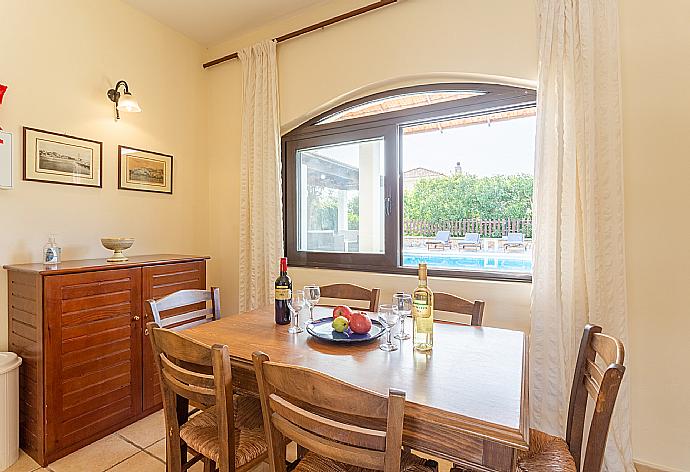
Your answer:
202;0;398;69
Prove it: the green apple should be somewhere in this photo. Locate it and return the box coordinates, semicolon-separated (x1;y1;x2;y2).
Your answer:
332;315;349;333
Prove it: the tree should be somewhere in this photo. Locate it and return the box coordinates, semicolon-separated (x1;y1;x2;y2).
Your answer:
403;173;533;236
307;186;337;230
348;196;359;230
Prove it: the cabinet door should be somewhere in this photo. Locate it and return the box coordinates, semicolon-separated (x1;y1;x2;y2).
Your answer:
44;268;142;461
141;261;206;411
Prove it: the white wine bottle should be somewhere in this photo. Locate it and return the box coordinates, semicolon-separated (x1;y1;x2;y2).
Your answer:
412;263;433;352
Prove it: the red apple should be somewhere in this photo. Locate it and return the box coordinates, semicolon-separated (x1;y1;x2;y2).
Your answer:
332;305;353;321
349;312;372;334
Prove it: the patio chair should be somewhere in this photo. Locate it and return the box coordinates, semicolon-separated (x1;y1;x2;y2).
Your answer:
425;230;452;250
458;232;481;250
502;232;526;251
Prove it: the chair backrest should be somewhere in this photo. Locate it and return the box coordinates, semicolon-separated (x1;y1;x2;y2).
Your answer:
252;352;405;472
566;324;626;472
147;287;220;330
435;231;450;242
148;322;236;471
465;232;480;242
318;283;381;311
507;232;524;242
434;292;485;326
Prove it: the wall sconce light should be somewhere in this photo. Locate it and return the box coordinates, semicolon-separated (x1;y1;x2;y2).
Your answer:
107;80;142;120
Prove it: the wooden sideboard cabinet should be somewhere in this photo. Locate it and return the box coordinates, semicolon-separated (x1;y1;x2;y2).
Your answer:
4;254;209;466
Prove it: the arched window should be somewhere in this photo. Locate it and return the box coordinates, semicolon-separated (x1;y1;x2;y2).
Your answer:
282;83;536;281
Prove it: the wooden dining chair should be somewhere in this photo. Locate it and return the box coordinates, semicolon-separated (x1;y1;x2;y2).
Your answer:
252;352;438;472
434;292;485;326
147;288;226;418
452;324;626;472
146;287;221;330
148;323;268;472
318;283;381;311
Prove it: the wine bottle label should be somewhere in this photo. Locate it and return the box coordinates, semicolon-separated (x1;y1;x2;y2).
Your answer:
415;317;434;334
275;286;291;300
413;301;431;318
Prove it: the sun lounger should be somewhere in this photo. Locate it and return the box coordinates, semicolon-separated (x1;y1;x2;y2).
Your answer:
502;232;526;251
426;231;452;250
458;232;481;250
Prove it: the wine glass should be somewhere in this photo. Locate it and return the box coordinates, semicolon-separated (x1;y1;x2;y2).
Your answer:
378;304;400;352
288;290;306;334
393;292;412;340
303;285;321;322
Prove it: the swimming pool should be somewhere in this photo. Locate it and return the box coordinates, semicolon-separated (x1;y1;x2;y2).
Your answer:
403;253;532;272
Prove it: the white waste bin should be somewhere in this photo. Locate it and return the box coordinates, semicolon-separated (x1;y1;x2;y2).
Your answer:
0;352;22;471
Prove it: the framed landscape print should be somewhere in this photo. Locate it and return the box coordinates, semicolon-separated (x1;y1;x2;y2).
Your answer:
23;127;102;188
118;146;173;194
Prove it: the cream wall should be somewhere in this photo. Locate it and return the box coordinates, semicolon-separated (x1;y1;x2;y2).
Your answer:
0;0;209;349
2;0;686;470
205;0;690;470
205;0;538;330
620;1;690;470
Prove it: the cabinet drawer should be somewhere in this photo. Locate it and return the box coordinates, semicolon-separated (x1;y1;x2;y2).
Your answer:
43;268;142;461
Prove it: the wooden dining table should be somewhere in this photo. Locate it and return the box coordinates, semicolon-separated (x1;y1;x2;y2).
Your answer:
183;306;529;472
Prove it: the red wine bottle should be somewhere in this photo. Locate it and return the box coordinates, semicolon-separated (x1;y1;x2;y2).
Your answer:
274;257;292;325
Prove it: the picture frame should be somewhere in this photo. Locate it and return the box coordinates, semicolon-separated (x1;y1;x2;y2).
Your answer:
118;145;173;194
23;127;102;188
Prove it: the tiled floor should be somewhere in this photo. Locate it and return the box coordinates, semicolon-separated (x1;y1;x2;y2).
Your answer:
4;410;265;472
5;410;451;472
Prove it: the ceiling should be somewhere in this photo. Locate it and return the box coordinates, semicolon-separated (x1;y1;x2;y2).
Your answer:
122;0;328;46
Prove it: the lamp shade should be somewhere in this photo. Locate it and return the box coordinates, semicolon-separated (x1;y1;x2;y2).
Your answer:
117;92;142;113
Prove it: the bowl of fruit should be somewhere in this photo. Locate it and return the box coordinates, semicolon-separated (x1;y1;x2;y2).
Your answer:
305;305;386;344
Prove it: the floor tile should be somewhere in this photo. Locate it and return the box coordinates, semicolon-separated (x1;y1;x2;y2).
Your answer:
147;439;212;470
185;460;265;472
188;461;204;472
116;410;165;448
48;434;139;472
4;450;40;472
144;439;166;462
108;452;165;472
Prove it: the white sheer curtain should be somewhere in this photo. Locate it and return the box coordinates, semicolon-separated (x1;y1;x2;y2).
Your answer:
238;39;283;312
531;0;633;470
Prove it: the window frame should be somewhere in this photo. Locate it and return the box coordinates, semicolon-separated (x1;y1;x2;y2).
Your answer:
282;83;536;282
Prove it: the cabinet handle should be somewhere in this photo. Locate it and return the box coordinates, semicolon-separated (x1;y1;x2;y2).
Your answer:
144;328;149;336
133;315;141;321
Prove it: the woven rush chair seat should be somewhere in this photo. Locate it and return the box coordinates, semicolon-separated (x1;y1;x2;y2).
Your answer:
179;395;267;467
450;429;576;472
294;450;436;472
516;429;576;472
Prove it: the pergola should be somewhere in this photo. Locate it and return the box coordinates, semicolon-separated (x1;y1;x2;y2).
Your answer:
299;145;383;253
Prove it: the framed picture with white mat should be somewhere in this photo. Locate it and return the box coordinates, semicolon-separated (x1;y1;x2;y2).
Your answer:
23;127;102;188
118;145;173;194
